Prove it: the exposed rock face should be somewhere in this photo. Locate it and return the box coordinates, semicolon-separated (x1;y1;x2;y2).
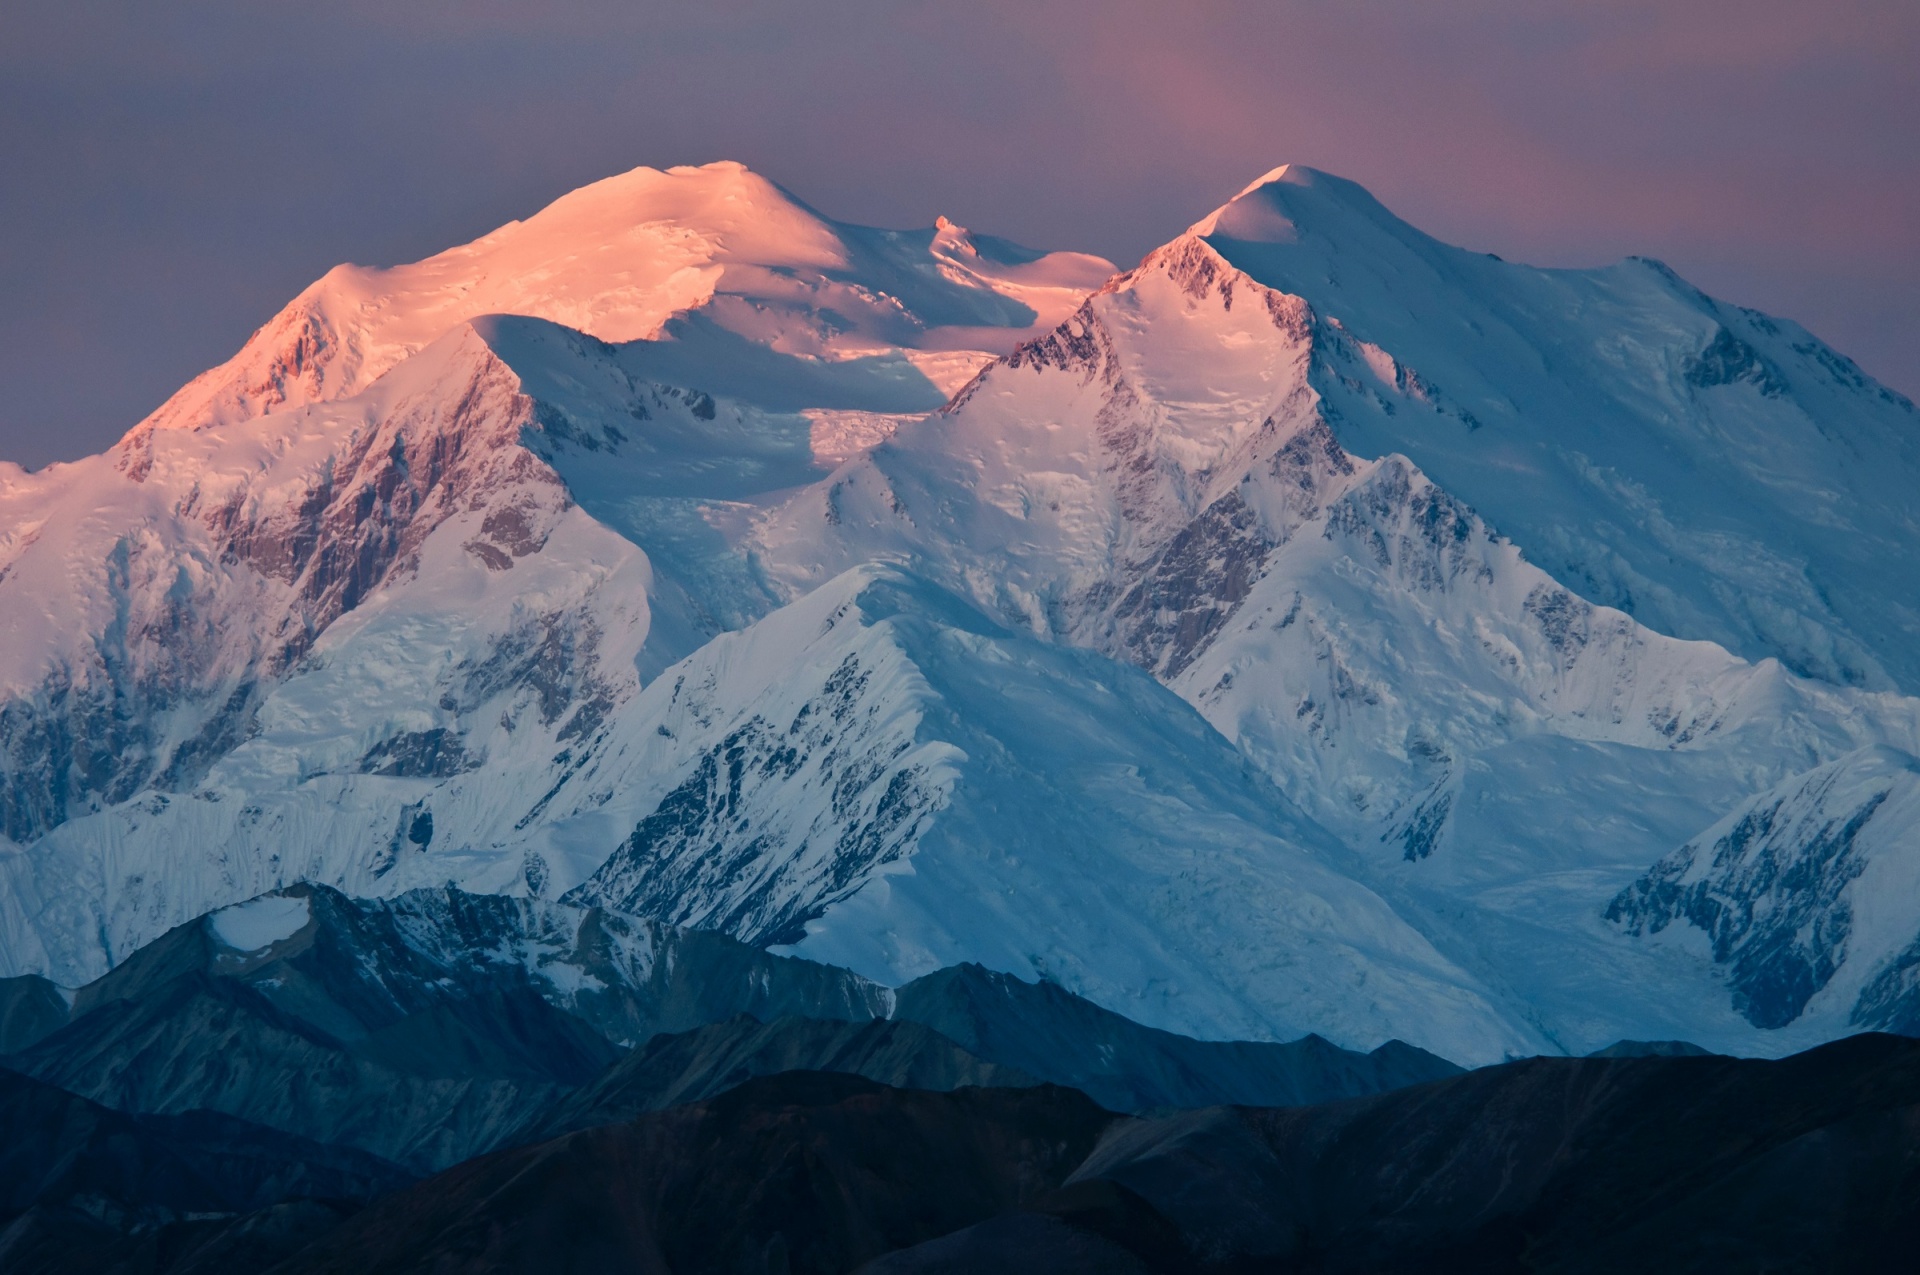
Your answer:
1609;748;1920;1032
561;649;947;947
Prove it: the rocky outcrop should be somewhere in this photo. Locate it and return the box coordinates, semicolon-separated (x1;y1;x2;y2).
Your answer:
1609;748;1920;1031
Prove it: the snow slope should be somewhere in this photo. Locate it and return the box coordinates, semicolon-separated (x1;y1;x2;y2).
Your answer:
1197;166;1920;693
552;564;1543;1063
746;185;1920;1054
1;159;1917;1064
0;167;1116;975
133;160;1114;438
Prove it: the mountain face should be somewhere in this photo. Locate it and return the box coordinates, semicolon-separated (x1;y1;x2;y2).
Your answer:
236;1037;1920;1275
870;1033;1920;1275
1609;746;1920;1034
3;883;1462;1175
0;1064;410;1275
1189;168;1920;695
549;564;1543;1061
0;164;1110;982
0;159;1917;1065
523;1013;1041;1141
888;964;1462;1113
270;1073;1116;1275
3;883;890;1170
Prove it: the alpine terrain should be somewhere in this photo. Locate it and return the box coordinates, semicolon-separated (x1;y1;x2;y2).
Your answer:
1;158;1918;1077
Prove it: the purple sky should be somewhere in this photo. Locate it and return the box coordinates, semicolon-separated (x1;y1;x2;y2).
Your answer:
3;0;1915;470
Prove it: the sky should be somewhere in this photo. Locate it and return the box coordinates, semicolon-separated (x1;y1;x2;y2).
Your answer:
2;0;1915;470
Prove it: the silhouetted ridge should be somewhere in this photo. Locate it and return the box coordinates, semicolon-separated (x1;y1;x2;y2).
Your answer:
890;962;1462;1111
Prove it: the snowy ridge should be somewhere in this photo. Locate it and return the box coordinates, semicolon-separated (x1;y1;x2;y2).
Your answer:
1196;166;1920;693
0;160;1918;1063
744;197;1920;1053
550;564;1543;1063
1610;747;1920;1037
132;161;1114;439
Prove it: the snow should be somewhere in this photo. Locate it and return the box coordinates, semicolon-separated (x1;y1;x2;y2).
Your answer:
556;563;1542;1063
133;161;1115;441
0;158;1917;1066
1192;165;1920;693
210;893;310;952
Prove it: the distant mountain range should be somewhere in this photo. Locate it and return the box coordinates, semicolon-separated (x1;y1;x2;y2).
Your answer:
2;884;1917;1272
0;884;1460;1171
0;160;1917;1072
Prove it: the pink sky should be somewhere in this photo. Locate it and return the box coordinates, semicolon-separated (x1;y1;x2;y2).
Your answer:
2;0;1913;467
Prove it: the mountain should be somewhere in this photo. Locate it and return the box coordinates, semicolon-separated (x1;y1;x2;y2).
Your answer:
549;563;1539;1062
868;1032;1920;1274
5;882;1456;1177
0;163;1110;979
1609;745;1920;1034
1186;167;1920;694
251;1036;1920;1274
524;969;1466;1139
888;963;1461;1112
267;1073;1115;1275
523;1014;1039;1140
742;167;1920;1055
3;883;887;1170
0;977;65;1053
0;1065;409;1275
0;159;1917;1064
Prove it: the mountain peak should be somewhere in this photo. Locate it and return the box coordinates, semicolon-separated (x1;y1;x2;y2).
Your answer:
1234;163;1314;195
126;160;1107;442
1188;164;1393;246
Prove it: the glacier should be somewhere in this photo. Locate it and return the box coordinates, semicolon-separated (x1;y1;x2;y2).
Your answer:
1;159;1917;1065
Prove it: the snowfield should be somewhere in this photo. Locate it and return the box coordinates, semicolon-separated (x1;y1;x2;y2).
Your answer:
2;160;1917;1064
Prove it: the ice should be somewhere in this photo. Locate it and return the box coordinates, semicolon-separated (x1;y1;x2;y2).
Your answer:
0;158;1917;1067
210;894;310;952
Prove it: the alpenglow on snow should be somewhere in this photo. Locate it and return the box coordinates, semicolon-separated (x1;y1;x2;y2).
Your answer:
1;160;1917;1066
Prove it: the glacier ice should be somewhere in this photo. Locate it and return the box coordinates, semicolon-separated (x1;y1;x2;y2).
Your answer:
2;160;1918;1065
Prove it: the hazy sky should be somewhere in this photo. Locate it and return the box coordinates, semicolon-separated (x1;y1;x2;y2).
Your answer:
3;0;1915;469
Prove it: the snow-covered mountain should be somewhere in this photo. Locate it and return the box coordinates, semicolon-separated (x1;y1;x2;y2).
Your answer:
133;160;1114;439
1194;167;1920;693
1;159;1917;1065
0;164;1112;969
